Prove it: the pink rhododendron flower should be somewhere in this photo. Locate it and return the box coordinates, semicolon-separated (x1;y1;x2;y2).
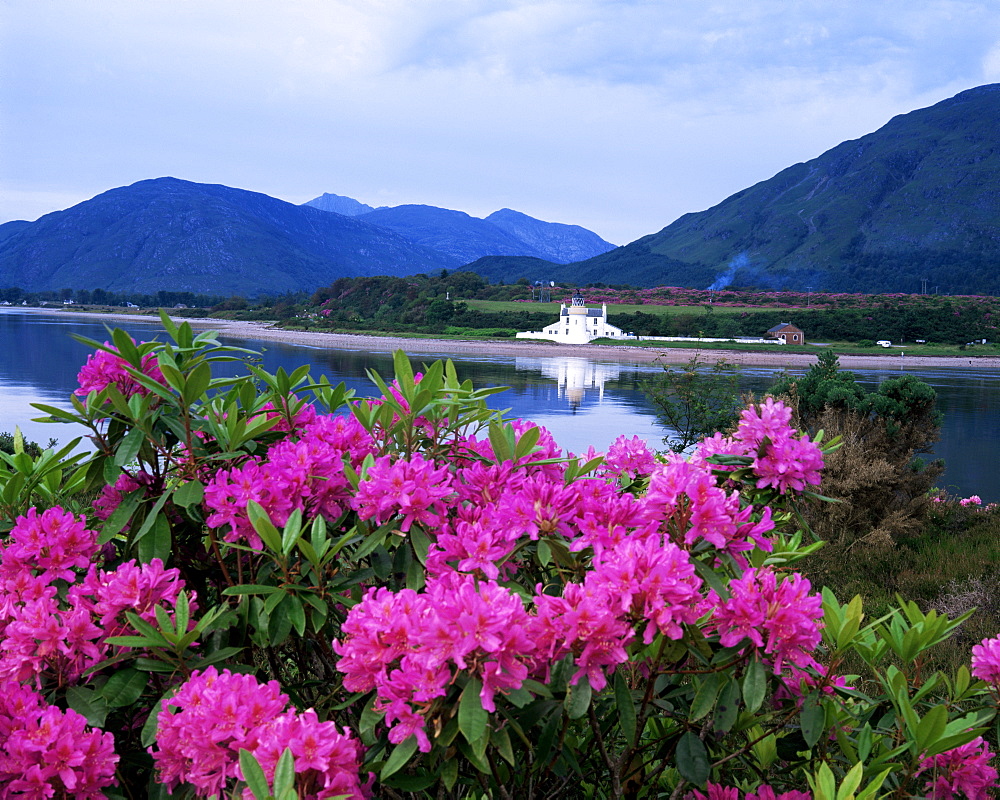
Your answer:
246;708;367;800
0;680;119;798
604;435;657;478
72;557;192;642
351;453;454;533
0;506;97;584
529;582;633;691
708;568;823;674
643;457;775;562
0;506;191;687
334;573;536;751
586;535;705;643
916;736;998;799
971;635;1000;684
152;667;291;795
75;340;165;398
734;399;823;494
205;411;377;548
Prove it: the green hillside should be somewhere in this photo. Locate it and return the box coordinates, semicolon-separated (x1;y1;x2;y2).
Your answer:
466;85;1000;294
588;84;1000;293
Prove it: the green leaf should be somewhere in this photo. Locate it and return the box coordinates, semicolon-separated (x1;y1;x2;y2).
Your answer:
183;362;212;404
173;480;204;508
915;703;948;754
141;693;169;747
97;489;143;545
66;685;109;727
801;695;826;748
381;736;419;780
742;658;767;713
537;539;552;567
283;594;307;637
114;426;146;467
615;671;637;744
280;509;304;556
837;762;865;800
459;677;489;744
492;725;516;766
714;678;741;733
690;673;723;722
272;747;296;795
223;584;281;596
247;501;282;553
565;676;592;720
441;757;459;791
138;512;172;564
536;711;562;767
239;749;271;800
857;723;874;762
101;668;148;708
676;731;709;786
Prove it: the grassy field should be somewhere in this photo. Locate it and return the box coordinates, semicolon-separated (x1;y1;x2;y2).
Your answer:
463;299;752;316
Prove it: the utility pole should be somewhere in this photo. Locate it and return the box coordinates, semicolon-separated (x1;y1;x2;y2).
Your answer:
921;278;928;295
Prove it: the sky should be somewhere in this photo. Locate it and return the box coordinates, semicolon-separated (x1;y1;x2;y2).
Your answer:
3;1;1000;246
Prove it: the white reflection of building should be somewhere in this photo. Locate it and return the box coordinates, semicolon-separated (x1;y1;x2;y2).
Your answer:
516;357;622;412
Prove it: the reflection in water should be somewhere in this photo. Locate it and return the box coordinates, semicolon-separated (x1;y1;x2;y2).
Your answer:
1;310;998;501
516;357;622;411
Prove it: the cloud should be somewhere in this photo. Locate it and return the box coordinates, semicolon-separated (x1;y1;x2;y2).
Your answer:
3;1;1000;244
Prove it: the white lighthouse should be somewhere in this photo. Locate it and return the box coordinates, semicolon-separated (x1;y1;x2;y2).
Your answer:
515;291;632;344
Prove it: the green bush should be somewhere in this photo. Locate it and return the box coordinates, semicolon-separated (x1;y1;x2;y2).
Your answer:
0;315;997;798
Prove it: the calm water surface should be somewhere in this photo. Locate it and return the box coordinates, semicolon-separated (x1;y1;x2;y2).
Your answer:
2;310;998;501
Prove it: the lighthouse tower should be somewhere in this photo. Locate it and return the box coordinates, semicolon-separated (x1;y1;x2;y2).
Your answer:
514;291;631;344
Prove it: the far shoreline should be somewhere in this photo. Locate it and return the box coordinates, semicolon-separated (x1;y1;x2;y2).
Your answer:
9;307;1000;370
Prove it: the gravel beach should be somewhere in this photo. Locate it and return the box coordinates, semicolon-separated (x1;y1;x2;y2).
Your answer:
16;309;1000;370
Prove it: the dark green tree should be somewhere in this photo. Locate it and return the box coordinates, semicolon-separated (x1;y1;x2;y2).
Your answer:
642;355;742;451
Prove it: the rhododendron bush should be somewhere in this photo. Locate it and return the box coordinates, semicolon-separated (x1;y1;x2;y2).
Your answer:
0;315;997;799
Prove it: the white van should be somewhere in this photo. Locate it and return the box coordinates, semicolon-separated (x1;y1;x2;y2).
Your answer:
876;340;892;347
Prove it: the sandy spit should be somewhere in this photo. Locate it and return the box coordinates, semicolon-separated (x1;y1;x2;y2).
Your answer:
15;308;1000;370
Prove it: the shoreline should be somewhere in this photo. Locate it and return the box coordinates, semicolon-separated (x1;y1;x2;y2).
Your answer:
10;308;1000;370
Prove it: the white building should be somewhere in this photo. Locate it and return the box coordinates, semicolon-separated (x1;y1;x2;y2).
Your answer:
516;291;633;344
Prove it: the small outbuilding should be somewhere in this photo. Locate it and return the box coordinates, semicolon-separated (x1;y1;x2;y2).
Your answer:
766;322;805;345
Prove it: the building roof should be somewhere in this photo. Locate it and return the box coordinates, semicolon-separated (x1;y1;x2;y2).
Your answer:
767;322;802;333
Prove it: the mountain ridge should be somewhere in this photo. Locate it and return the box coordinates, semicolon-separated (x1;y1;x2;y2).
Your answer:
464;84;1000;294
0;178;459;296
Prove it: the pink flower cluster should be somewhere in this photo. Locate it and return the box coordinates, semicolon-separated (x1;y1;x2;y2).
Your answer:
960;495;983;507
204;413;377;548
644;455;776;564
152;667;366;799
971;635;1000;684
75;340;166;398
0;681;119;798
334;572;536;752
708;568;824;674
736;398;824;494
0;507;190;686
916;736;998;799
336;535;705;750
603;434;658;479
351;453;455;533
93;469;157;523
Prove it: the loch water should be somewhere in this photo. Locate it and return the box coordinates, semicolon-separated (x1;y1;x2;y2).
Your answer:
2;310;998;501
